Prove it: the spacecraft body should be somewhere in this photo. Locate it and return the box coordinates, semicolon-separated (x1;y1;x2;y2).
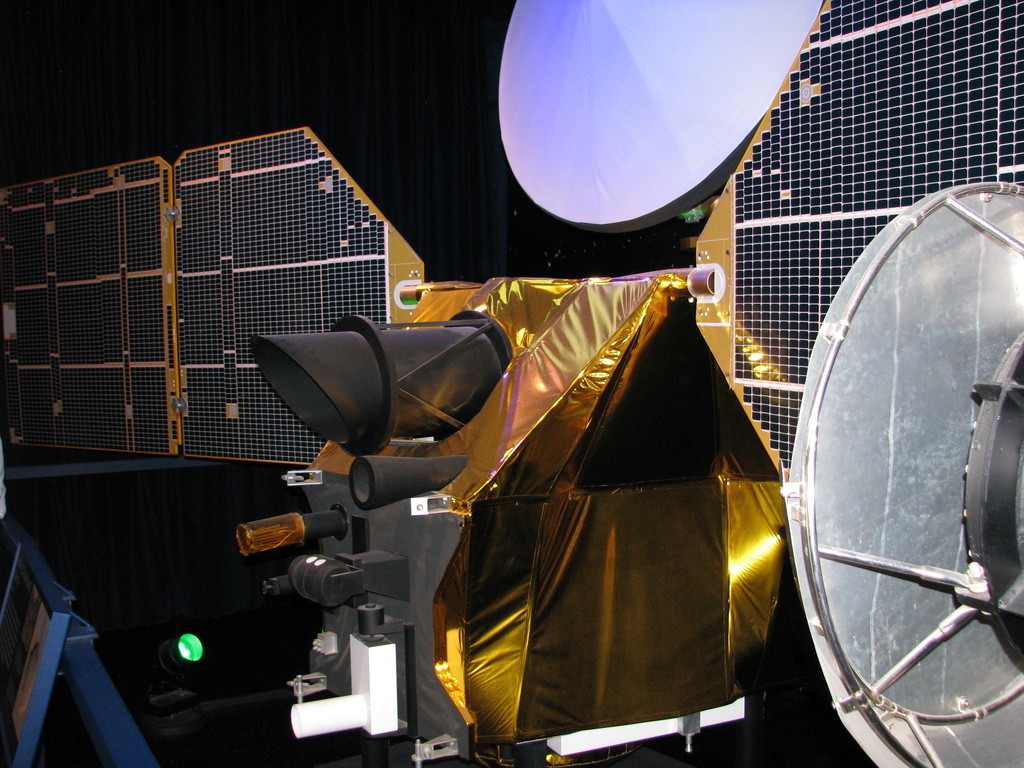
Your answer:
242;3;1024;765
261;273;794;764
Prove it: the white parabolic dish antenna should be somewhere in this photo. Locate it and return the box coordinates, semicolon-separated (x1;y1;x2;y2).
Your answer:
498;0;822;231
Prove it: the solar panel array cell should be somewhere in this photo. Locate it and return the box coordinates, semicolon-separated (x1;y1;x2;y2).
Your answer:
730;0;1013;467
174;129;392;463
0;159;177;454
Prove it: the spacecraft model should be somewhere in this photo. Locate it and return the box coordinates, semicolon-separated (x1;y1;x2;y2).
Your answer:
1;0;1018;766
238;1;1024;767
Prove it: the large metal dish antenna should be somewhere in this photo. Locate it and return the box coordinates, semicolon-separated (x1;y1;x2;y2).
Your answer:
787;183;1024;767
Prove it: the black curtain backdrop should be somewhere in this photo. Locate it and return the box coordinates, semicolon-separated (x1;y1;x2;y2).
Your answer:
0;0;513;631
0;0;511;282
508;176;705;278
4;461;307;631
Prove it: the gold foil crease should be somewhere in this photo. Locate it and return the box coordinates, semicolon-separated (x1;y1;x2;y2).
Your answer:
411;284;483;327
471;277;580;353
448;276;673;503
464;498;546;740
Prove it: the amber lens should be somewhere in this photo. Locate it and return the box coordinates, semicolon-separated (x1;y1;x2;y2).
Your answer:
236;512;305;555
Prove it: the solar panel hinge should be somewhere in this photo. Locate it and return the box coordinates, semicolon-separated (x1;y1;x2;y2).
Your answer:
171;397;188;413
164;206;180;222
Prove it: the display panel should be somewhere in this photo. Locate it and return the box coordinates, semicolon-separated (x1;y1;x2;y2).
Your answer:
174;128;422;463
0;160;179;454
0;515;158;768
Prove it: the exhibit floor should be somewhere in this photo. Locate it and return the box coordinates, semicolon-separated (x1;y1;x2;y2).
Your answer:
39;602;872;768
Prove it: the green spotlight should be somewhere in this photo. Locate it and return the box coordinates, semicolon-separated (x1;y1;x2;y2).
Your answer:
176;633;203;663
158;632;204;675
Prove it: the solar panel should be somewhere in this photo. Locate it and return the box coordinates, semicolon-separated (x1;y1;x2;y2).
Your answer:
0;159;179;454
173;128;423;463
698;0;1016;469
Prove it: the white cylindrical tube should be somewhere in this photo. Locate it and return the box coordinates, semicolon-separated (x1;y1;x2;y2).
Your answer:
291;694;368;738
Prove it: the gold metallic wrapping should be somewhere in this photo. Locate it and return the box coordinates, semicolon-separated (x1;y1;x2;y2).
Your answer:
312;274;788;758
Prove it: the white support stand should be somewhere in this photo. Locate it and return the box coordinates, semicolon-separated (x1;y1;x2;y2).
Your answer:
547;698;745;757
291;633;398;739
